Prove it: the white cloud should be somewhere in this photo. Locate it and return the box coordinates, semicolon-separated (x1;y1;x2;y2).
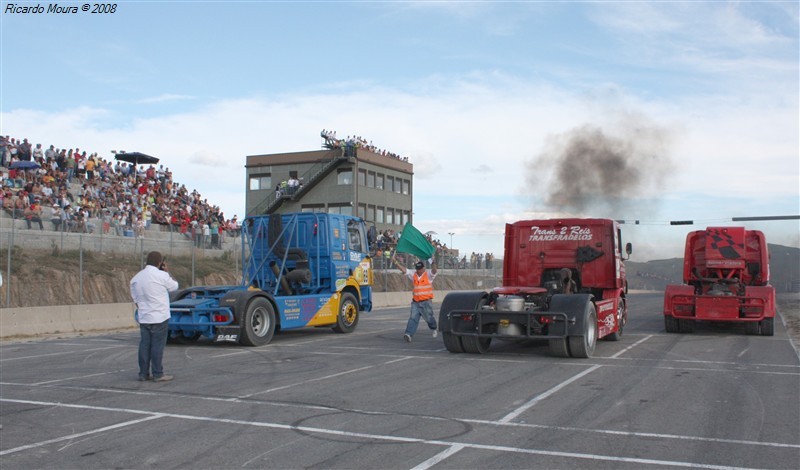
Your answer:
3;70;797;259
136;94;196;104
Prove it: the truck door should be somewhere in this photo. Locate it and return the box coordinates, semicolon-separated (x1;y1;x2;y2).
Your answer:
347;220;372;287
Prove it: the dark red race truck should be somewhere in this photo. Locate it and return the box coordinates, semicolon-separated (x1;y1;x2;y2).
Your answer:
439;218;631;358
663;226;776;335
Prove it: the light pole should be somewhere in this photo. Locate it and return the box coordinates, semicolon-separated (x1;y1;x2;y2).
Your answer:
448;232;454;268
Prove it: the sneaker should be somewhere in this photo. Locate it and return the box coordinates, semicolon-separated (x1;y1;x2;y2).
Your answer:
153;374;173;382
138;375;152;382
403;334;412;343
432;330;438;339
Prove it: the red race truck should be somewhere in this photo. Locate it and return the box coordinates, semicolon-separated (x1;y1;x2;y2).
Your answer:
663;226;775;335
439;218;631;358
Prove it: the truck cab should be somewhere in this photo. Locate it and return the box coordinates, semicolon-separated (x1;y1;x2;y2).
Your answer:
663;226;775;335
167;212;375;346
439;218;631;358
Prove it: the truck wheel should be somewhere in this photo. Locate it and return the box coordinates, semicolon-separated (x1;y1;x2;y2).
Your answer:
568;303;597;358
462;336;491;354
439;291;488;354
239;298;276;346
678;319;694;333
744;322;760;335
333;292;359;333
759;317;774;336
664;315;679;333
549;338;570;357
442;332;465;353
604;300;625;341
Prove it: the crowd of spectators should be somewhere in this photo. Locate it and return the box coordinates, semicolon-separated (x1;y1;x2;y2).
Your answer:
320;129;409;162
0;135;240;248
424;233;492;269
369;227;495;270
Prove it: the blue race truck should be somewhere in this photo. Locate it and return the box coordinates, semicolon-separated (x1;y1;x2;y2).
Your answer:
168;212;375;346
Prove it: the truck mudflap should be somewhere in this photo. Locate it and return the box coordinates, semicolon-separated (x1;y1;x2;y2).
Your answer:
214;325;241;343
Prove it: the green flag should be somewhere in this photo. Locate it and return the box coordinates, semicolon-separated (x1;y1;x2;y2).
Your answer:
395;223;436;260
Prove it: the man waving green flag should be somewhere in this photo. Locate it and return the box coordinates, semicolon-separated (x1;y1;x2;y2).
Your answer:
395;223;436;260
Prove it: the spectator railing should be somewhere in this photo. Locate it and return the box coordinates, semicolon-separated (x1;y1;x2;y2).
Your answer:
250;151;350;215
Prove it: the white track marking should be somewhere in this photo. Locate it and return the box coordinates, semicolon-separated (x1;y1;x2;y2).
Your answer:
0;345;125;362
410;444;466;470
32;370;128;386
499;365;603;423
236;356;412;398
610;334;653;358
0;398;768;470
0;414;163;456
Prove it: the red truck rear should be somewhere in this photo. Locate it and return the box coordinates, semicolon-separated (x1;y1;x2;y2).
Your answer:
663;226;776;335
439;218;631;358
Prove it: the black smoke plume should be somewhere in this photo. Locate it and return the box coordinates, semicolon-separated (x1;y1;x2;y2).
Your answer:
526;120;674;216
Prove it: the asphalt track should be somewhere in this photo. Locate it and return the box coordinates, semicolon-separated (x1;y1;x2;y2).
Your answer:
1;292;799;469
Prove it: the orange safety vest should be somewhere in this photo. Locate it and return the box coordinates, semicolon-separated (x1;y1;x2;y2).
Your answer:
412;271;434;302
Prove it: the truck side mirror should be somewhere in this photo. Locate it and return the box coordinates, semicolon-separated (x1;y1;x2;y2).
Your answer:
625;243;633;255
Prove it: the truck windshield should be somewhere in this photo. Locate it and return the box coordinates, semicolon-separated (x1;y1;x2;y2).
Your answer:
348;223;364;253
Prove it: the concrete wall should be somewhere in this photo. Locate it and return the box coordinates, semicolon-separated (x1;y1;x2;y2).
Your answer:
1;302;137;338
0;290;452;339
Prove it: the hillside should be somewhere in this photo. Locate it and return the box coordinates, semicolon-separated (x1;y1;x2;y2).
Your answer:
0;247;499;308
1;244;796;308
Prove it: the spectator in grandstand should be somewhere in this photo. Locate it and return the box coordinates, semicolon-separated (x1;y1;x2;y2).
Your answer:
18;138;32;162
227;215;239;235
50;204;64;231
24;199;44;230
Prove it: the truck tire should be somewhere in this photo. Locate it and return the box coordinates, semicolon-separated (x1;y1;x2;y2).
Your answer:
442;332;465;353
759;317;774;336
547;294;594;358
461;296;492;354
568;302;597;358
439;291;488;354
603;299;625;341
664;315;679;333
462;336;491;354
744;321;760;335
239;297;276;346
333;292;359;333
549;338;570;358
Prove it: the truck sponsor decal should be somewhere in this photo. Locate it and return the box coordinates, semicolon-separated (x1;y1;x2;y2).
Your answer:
529;225;593;242
215;334;239;342
596;300;615;313
281;298;302;321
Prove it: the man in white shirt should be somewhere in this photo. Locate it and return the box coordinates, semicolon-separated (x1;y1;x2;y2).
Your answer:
130;251;179;382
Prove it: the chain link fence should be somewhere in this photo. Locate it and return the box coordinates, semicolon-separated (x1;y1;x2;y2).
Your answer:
0;223;243;308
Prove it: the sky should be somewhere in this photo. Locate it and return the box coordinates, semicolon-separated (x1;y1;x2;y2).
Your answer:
2;1;798;261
